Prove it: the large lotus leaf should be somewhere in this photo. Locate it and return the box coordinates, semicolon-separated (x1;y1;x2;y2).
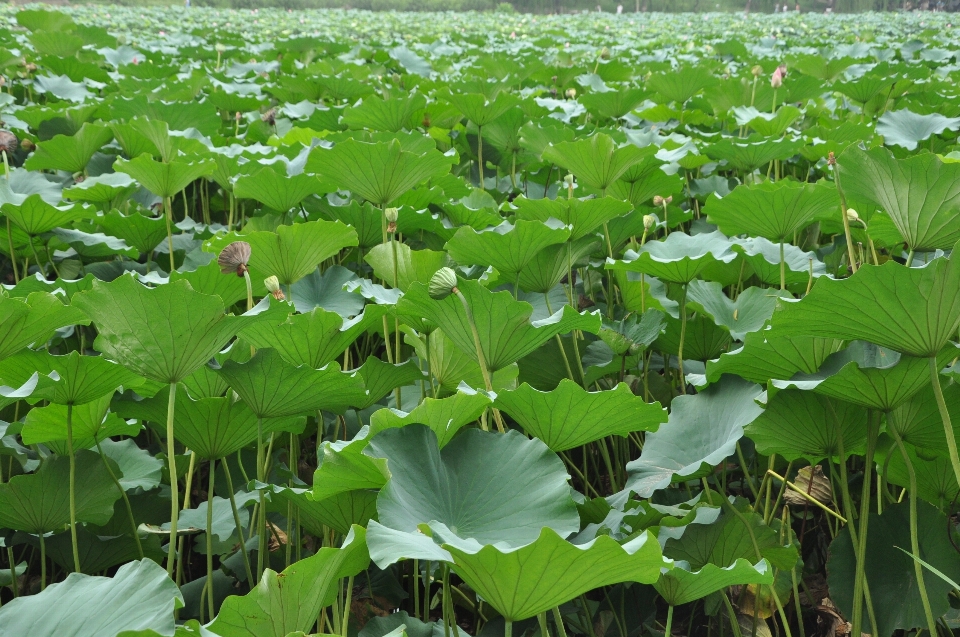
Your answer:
655;559;773;607
365;243;447;293
208;220;358;287
234;167;323;212
541;133;647;192
72;277;282;384
263;484;377;537
342;93;427;132
705;331;845;385
745;389;867;462
217;348;367;418
206;526;369;637
705;136;804;172
876;109;960;151
290;265;365;317
312;429;389;501
511;195;632;241
367;425;578;549
771;342;948;411
23;122;114;174
111;117;176;162
888;383;960;455
734;105;803;137
663;498;798;572
579;87;647;120
647;66;717;104
517;236;600;294
168;390;256;460
98;438;163;492
317;199;383;248
731;237;827;287
2;194;95;236
307;139;455;207
240;306;388;369
770;250;960;358
436;526;668;622
0;559;182;637
494;380;666;452
882;440;959;509
335;357;424;411
838;146;960;251
114;155;215;199
0;373;52;411
827;502;960;637
686;282;783;341
445;219;571;277
405;327;519;394
446;92;519;127
704;180;838;242
98;209;168;255
441;189;502;230
0;450;122;533
624;377;763;498
397;279;600;372
607;155;684;209
0;291;89;362
369;388;491;448
607;231;736;284
21;394;136;448
0;348;141;406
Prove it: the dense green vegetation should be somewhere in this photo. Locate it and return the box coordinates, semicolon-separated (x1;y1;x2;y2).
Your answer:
1;6;960;637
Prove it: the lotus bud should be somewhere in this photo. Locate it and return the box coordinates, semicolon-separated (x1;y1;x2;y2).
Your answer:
19;138;34;152
563;174;575;187
643;214;656;231
783;465;832;507
235;111;242;122
565;88;577;99
751;64;763;77
215;43;227;53
770;68;783;89
653;195;664;206
384;207;399;234
664;195;673;205
600;46;610;59
845;208;859;223
428;267;458;300
0;130;18;154
264;275;285;301
218;241;251;277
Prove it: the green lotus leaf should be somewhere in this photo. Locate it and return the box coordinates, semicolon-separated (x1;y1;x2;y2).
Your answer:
316;199;383;248
342;93;427;132
579;87;648;120
705;136;804;172
306;139;455;207
0;450;122;533
360;612;441;637
686;281;784;341
290;265;365;317
312;429;389;501
98;438;163;491
404;327;519;394
241;305;389;369
0;291;90;362
0;560;182;637
97;209;168;255
0;349;142;406
655;559;773;607
517;236;600;294
207;526;369;637
234;166;323;212
705;331;845;385
495;379;665;451
882;440;959;509
888;383;960;455
876;109;960;150
440;189;502;230
21;393;137;448
511;195;632;241
43;525;164;576
745;389;867;462
114;155;215;199
338;357;424;411
217;348;367;418
17;8;77;31
397;279;600;372
111;117;177;162
0;372;54;411
367;425;578;550
832;74;892;104
166;258;255;307
369;388;491;447
445;92;519;127
23;122;114;174
827;502;960;637
437;526;668;622
606;231;736;284
72;276;282;384
647;66;717;104
839;146;960;251
733;105;803;137
365;243;447;293
2;194;95;236
262;483;377;537
541;133;647;192
624;377;763;498
445;219;571;277
770;250;960;358
731;237;828;287
704;180;837;243
606;155;684;208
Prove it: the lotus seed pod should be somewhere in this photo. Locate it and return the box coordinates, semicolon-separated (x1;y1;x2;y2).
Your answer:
215;43;227;53
845;208;859;223
429;267;458;300
653;195;664;206
565;88;577;99
563;173;575;186
218;241;251;276
19;138;34;152
384;207;399;223
0;130;18;154
751;64;763;77
783;465;832;507
643;214;656;231
264;275;285;301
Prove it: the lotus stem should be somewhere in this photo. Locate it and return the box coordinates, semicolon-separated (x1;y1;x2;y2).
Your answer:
7;546;18;598
412;559;420;621
890;426;939;637
477;125;484;190
39;532;46;591
453;288;505;432
65;403;81;573
552;607;569;637
779;241;786;291
829;160;858;275
766;470;845;522
206;458;217;621
243;270;253;313
341;574;354;637
166;382;179;576
163;196;176;273
256;417;266;581
503;620;512;637
424;560;432;621
96;439;143;559
222;458;255;587
854;413;879;636
930;356;960;490
6;217;18;283
664;605;674;637
677;285;688;394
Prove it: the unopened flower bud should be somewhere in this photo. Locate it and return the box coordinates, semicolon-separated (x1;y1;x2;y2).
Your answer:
264;275;285;301
643;214;656;230
429;267;458;300
600;47;610;59
384;207;398;234
563;173;575;186
218;241;251;277
751;65;763;77
19;138;34;152
565;88;577;99
215;43;227;53
770;70;782;89
235;111;242;122
653;195;664;206
846;208;859;223
664;195;673;205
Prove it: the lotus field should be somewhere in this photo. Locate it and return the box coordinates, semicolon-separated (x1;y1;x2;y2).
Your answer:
3;5;960;636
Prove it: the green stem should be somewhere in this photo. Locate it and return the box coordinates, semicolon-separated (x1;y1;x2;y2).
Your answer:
552;607;569;637
341;574;354;637
243;270;253;312
677;286;688;394
222;459;255;587
779;241;786;291
831;162;858;275
164;196;176;274
930;356;960;493
538;612;551;637
412;559;420;621
454;289;504;432
66;403;81;573
664;605;674;637
96;439;143;559
504;620;512;637
206;458;217;621
477;125;484;190
166;382;179;576
256;417;266;581
6;546;18;597
6;217;18;283
891;426;940;637
39;532;46;591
